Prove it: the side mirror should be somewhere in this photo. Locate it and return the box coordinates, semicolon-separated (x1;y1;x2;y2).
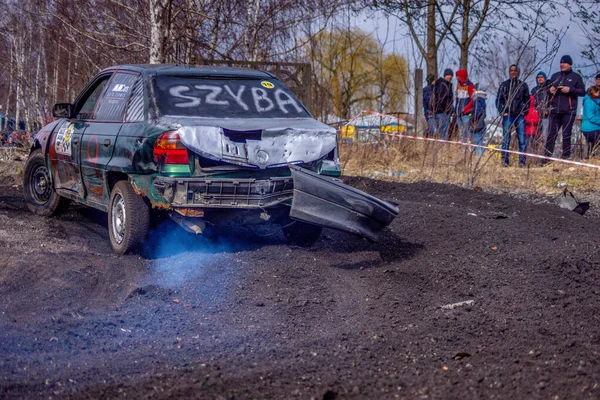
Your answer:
52;103;74;119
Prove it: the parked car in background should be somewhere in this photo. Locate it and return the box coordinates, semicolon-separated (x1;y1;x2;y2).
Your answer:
24;64;398;254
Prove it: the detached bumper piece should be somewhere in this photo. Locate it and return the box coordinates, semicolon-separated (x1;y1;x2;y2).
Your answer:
153;176;293;208
289;165;399;242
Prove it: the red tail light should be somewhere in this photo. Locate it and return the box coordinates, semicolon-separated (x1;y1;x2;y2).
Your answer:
153;131;189;164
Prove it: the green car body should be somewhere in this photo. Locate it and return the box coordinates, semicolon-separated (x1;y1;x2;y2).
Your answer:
24;64;397;254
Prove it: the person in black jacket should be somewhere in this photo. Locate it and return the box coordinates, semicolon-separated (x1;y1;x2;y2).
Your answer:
429;68;454;140
423;74;436;137
531;71;551;150
543;55;585;160
496;64;530;166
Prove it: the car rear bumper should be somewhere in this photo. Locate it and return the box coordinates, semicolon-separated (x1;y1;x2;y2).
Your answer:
152;175;294;208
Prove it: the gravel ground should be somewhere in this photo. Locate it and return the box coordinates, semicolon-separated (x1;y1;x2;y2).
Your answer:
1;150;599;399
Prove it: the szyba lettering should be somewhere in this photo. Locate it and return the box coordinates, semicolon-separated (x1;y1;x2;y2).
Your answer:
168;84;303;114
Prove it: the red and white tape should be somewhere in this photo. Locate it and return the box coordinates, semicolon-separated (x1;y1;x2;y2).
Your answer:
345;110;600;170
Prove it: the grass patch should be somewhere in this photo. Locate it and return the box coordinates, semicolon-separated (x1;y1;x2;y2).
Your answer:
339;140;600;195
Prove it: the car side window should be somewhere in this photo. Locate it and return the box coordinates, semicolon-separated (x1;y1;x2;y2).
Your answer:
95;72;139;122
124;78;145;122
76;76;111;120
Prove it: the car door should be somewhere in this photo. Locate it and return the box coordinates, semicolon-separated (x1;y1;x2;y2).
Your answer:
49;74;112;199
80;71;140;207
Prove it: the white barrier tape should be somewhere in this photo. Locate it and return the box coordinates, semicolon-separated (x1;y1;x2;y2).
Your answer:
380;131;600;170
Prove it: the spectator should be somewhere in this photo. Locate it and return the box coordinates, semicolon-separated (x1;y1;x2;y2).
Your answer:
531;71;551;149
544;55;585;161
7;132;15;147
496;64;530;166
596;73;600;88
524;95;540;154
469;89;487;156
455;69;475;142
423;74;436;138
581;85;600;159
430;68;454;140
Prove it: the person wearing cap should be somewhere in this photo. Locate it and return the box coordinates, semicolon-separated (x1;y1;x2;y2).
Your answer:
543;55;585;161
423;74;436;137
595;73;600;88
531;71;551;152
496;64;530;166
429;68;454;140
455;69;475;142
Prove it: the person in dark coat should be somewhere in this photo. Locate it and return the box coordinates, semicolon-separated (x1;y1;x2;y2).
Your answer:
423;74;436;137
543;55;585;161
429;68;454;140
469;89;487;156
496;64;530;166
531;71;550;150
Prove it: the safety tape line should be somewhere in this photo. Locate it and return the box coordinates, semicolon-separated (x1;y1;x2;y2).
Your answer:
383;131;600;169
345;110;600;170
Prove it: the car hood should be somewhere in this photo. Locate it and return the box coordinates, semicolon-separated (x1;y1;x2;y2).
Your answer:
159;116;337;169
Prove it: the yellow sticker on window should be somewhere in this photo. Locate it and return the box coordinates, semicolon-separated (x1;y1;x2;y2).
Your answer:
261;81;274;89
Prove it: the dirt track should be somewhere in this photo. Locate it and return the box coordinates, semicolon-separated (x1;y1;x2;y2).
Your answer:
1;152;600;399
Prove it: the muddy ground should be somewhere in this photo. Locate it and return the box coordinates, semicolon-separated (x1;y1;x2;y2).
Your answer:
1;149;599;399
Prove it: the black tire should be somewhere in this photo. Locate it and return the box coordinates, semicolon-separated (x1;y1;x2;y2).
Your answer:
108;180;150;255
23;149;70;216
282;220;323;247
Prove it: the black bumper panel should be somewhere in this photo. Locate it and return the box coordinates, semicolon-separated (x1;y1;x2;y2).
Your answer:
289;165;399;241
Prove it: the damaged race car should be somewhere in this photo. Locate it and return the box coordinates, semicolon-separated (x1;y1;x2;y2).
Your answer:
24;64;399;254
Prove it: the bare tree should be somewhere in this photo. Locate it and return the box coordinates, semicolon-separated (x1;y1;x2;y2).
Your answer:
574;0;600;72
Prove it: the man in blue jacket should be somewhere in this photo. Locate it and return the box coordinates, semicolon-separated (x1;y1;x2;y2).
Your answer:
423;74;436;137
543;55;585;161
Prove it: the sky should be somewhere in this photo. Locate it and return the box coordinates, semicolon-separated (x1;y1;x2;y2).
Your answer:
351;6;598;116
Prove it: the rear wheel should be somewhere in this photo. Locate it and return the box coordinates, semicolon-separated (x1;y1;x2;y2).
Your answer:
282;220;323;247
108;181;150;254
23;149;70;216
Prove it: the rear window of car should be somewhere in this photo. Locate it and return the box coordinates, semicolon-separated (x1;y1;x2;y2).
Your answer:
154;76;310;119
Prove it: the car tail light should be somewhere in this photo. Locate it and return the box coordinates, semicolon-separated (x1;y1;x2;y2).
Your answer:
153;131;189;164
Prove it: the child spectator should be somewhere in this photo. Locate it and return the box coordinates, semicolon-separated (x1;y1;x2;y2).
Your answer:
524;95;540;154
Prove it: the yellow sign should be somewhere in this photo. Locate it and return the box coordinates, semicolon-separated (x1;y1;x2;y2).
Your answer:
381;125;405;133
261;81;274;89
341;125;355;139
